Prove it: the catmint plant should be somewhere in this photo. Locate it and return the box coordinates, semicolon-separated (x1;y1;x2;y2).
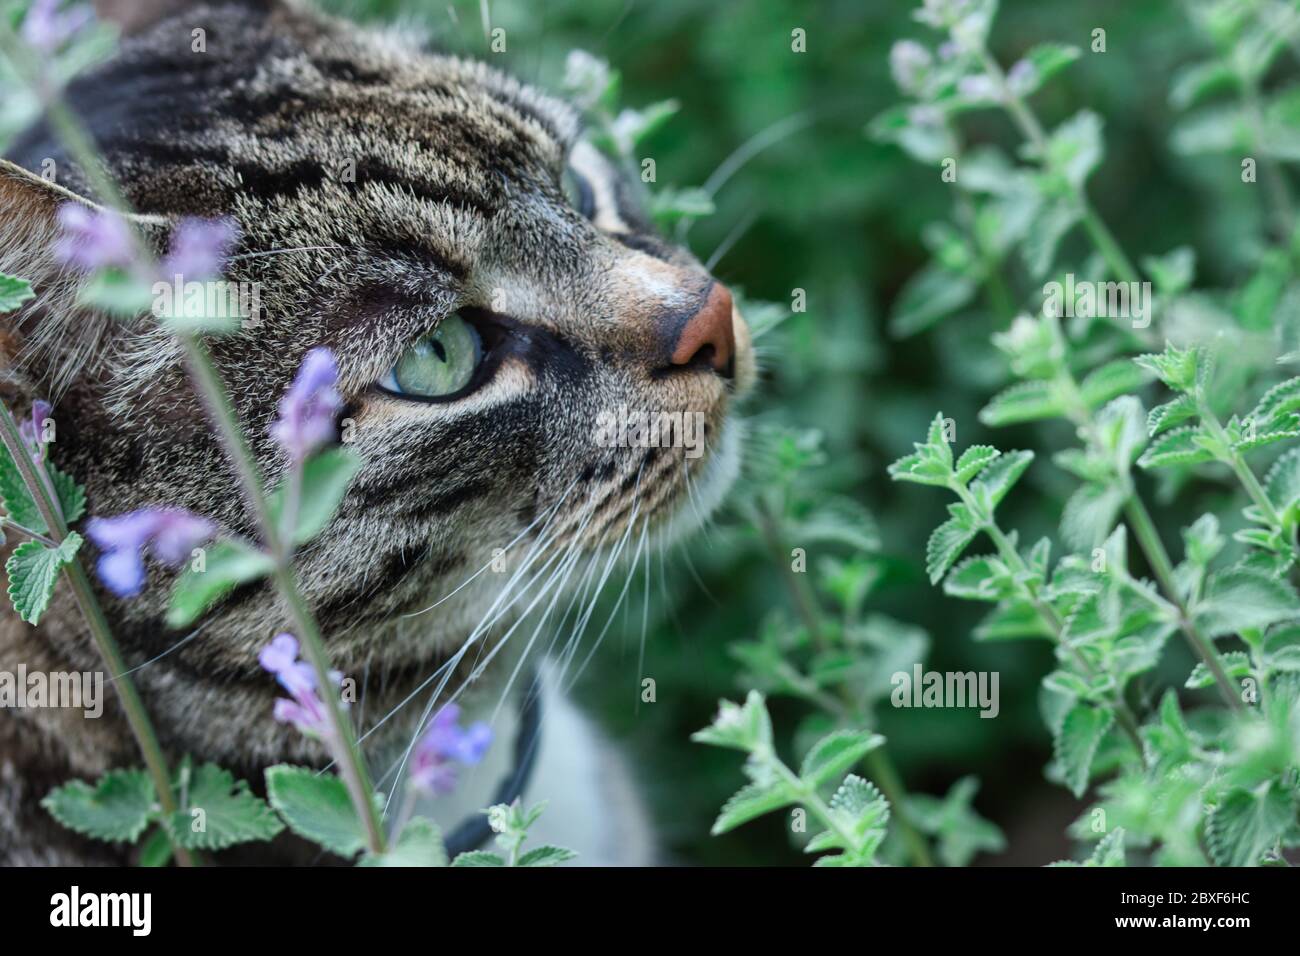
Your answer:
877;0;1300;865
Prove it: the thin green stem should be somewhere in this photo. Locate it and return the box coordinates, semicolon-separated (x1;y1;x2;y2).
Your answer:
977;47;1141;286
1053;371;1244;711
179;336;386;855
1199;400;1284;529
753;498;934;865
0;405;194;866
951;482;1148;758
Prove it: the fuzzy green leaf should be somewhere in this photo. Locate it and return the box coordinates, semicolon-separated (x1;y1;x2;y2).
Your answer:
0;273;35;313
1147;394;1198;436
953;445;1000;484
1060;482;1125;551
1054;703;1113;797
265;764;366;859
970;449;1033;511
799;730;884;789
1194;568;1300;638
517;845;578;867
6;533;81;625
166;539;275;628
711;781;797;835
692;690;772;752
451;850;506;866
1206;784;1293;867
1137;426;1215;469
926;516;979;585
1185;651;1253;689
1080;360;1149;409
162;763;283;850
267;447;362;546
359;818;447;867
42;770;156;844
979;380;1063;425
1265;447;1300;511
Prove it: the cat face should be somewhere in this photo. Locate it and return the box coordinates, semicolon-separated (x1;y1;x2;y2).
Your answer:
0;1;753;704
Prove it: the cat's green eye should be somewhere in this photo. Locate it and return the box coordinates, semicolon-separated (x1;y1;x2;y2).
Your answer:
379;313;484;400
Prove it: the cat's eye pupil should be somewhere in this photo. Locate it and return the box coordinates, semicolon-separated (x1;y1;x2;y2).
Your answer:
382;313;483;400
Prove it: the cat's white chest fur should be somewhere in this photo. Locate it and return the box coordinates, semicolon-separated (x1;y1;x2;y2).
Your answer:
409;663;655;866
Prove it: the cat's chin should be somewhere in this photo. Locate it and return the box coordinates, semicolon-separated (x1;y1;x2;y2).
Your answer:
653;415;745;550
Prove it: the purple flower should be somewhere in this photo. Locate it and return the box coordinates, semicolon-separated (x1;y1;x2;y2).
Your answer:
957;73;1001;103
160;217;238;282
54;204;135;273
258;633;345;739
20;0;93;53
19;399;53;460
1006;59;1039;96
85;508;215;597
410;704;493;796
270;347;344;462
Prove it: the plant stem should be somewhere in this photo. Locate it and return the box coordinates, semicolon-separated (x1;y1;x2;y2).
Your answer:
754;498;934;865
977;47;1141;287
1053;373;1245;711
178;336;386;855
952;483;1148;758
0;404;194;866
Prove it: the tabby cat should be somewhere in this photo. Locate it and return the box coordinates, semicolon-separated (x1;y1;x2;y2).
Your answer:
0;0;753;864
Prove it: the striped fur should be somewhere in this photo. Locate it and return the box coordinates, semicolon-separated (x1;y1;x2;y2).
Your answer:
0;0;752;863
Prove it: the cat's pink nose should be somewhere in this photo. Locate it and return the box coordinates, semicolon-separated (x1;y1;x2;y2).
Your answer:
669;283;735;378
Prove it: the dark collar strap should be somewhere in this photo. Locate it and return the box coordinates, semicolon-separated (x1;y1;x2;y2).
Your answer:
442;670;544;857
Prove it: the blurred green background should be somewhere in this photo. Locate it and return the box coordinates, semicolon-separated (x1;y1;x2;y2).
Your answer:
314;0;1259;865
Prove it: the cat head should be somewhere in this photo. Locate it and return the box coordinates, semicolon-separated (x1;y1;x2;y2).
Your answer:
0;0;754;697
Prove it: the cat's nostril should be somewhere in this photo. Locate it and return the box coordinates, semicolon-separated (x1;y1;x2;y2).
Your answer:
667;283;736;378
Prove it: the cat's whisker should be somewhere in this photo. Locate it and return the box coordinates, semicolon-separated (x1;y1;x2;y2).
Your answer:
705;207;759;272
635;514;651;714
402;474;580;619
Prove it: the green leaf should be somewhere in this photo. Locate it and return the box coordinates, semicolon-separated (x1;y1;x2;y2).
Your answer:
1013;43;1080;95
944;555;1012;601
1141;247;1196;295
926;516;979;585
1134;344;1200;393
975;599;1053;640
359;818;447;867
1250;377;1300;428
264;764;366;859
829;774;890;845
979;380;1063;425
450;850;506;866
1060;482;1125;551
49;463;86;523
1206;784;1293;867
1265;447;1300;511
691;690;773;752
954;445;1000;484
798;730;884;789
137;826;174;867
0;441;44;531
1185;651;1253;689
166;538;275;628
1147;394;1198;437
1079;360;1150;409
0;272;35;313
1137;426;1216;469
6;532;82;625
1086;828;1127;866
42;770;156;843
649;186;714;227
517;845;578;867
711;781;797;835
888;261;977;337
1054;703;1113;797
970;449;1033;511
1022;196;1081;279
1194;568;1300;638
76;267;155;316
1045;110;1102;189
162;763;283;850
267;447;362;546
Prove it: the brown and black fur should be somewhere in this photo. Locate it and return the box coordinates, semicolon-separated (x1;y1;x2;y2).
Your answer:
0;0;753;863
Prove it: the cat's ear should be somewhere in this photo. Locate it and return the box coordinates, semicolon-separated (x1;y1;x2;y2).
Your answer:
92;0;208;34
92;0;278;35
0;158;166;284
